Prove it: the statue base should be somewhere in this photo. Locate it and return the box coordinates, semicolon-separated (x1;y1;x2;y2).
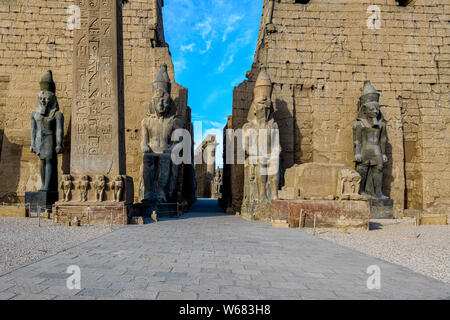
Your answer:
54;201;131;225
25;191;58;213
132;200;182;219
368;198;394;219
269;200;371;229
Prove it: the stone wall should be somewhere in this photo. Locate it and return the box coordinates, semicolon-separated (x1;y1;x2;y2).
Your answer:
0;0;193;203
223;0;450;216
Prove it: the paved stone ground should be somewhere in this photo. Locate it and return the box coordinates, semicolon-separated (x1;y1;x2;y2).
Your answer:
0;199;449;300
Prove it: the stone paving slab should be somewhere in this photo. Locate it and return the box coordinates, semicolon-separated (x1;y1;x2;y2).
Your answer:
0;199;449;300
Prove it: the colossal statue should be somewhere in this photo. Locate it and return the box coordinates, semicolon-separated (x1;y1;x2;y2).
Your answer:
353;81;389;200
241;67;280;219
139;64;182;203
30;70;64;192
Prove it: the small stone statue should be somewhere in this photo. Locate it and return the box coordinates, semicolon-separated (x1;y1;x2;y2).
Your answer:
78;175;90;202
241;67;280;218
213;168;222;195
353;81;389;199
30;70;64;192
93;175;105;202
337;168;362;200
111;175;123;202
60;175;73;202
139;64;182;203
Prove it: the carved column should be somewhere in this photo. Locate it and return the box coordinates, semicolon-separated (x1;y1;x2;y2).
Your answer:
55;0;132;225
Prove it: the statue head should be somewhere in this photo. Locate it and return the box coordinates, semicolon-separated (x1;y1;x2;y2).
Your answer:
62;175;71;181
250;67;273;122
81;175;88;182
149;64;172;117
152;88;171;116
37;70;58;116
38;90;56;115
115;175;123;182
96;175;105;182
40;70;56;94
359;81;381;121
152;63;171;95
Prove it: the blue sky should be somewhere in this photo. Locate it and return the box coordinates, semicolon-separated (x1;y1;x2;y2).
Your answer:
163;0;263;165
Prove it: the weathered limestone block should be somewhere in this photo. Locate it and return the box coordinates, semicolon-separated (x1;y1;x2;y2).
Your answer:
278;163;362;201
0;206;29;218
418;214;447;226
270;200;370;230
54;203;129;226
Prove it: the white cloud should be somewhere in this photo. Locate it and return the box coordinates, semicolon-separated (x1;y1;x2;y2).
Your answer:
195;18;213;39
217;29;255;73
199;40;212;54
180;43;195;52
222;14;244;42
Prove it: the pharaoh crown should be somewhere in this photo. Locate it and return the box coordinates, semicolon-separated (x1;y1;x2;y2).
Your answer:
360;80;380;105
254;67;272;100
39;70;56;94
152;63;171;94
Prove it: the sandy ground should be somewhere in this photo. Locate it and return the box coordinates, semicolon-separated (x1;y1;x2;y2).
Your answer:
303;218;449;283
0;217;112;275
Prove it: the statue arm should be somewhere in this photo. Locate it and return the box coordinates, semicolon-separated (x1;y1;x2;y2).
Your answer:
55;112;64;154
353;122;362;162
167;117;183;152
140;120;151;153
30;113;36;153
380;121;387;162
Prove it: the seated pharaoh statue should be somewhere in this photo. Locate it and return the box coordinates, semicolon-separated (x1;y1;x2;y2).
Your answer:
139;64;182;204
353;81;389;200
241;67;280;219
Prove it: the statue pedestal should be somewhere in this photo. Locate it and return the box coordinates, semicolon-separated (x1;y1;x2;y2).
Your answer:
269;200;371;229
25;191;58;213
54;202;131;225
368;198;394;219
133;201;180;218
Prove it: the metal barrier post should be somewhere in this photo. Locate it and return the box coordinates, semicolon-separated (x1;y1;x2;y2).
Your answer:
299;209;303;229
313;214;316;236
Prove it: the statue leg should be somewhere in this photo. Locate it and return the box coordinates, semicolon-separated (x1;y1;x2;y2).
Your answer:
373;166;389;199
158;155;171;203
40;160;46;190
356;163;369;196
143;154;156;201
40;159;52;191
258;167;268;202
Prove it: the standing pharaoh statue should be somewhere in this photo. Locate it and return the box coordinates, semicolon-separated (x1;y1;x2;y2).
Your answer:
241;67;280;218
139;64;182;203
30;70;64;192
353;81;389;199
213;168;222;195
